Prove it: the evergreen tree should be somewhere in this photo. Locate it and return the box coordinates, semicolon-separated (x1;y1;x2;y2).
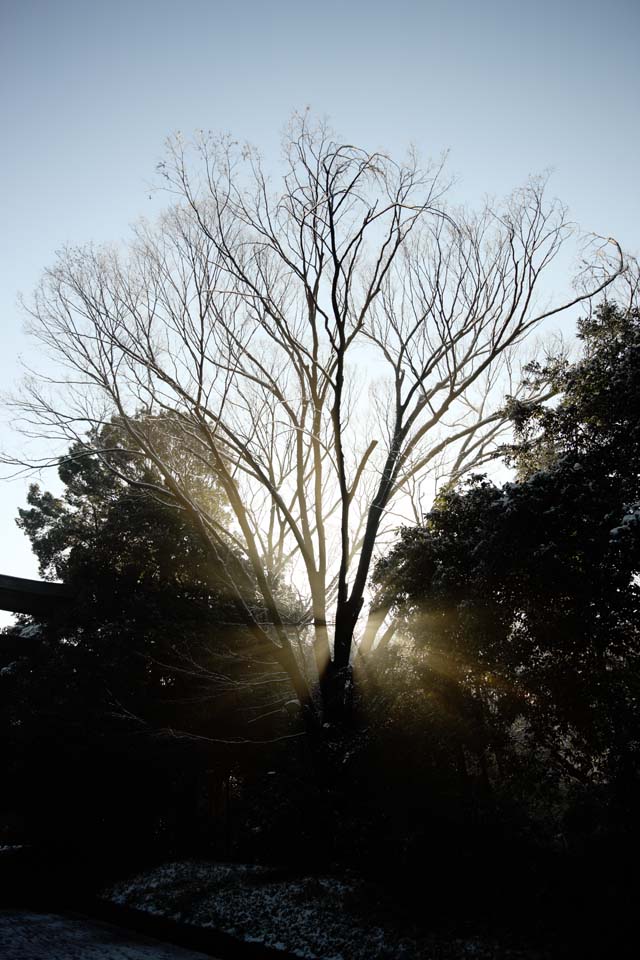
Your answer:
374;302;640;786
1;419;296;864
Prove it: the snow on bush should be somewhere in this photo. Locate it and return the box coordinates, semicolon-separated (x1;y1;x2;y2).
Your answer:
104;861;543;960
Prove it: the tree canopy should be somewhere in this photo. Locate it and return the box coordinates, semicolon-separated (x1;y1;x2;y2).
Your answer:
374;300;640;785
7;115;623;730
1;418;302;861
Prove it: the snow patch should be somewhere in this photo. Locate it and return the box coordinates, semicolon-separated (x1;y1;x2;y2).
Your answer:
103;860;544;960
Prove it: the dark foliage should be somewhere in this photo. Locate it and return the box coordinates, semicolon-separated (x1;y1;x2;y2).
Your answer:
368;302;640;947
1;421;295;875
375;302;640;778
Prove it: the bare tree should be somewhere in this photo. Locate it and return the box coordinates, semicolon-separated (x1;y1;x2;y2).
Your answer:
8;115;623;733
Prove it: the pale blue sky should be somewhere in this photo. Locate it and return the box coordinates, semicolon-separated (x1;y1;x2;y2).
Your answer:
1;0;639;601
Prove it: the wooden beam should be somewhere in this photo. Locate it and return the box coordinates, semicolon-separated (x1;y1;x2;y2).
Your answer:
0;574;74;617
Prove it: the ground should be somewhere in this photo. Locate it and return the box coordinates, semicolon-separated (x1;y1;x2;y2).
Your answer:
104;861;549;960
0;909;216;960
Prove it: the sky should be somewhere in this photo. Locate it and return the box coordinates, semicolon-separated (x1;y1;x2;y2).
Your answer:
0;0;639;617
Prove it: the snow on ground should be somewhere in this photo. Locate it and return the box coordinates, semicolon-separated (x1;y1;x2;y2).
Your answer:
104;861;546;960
0;909;214;960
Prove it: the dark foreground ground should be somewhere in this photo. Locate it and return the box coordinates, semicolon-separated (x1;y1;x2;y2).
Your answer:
0;909;216;960
1;847;637;959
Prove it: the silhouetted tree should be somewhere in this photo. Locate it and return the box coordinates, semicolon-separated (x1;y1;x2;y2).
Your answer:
1;420;299;863
6;114;623;732
374;300;640;789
